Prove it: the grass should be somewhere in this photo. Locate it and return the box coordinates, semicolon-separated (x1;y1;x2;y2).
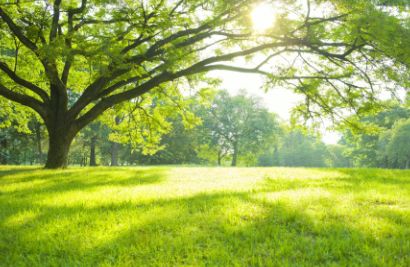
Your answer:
0;166;409;266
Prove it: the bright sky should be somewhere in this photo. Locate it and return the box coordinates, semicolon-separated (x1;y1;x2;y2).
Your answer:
211;2;341;144
200;1;408;145
210;71;341;144
201;1;353;145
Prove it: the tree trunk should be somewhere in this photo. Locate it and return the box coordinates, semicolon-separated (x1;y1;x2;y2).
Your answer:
43;84;77;169
44;129;75;169
89;136;97;166
217;151;222;166
231;142;238;167
81;153;87;167
34;122;43;164
0;137;8;164
272;145;279;166
110;141;119;166
110;116;122;166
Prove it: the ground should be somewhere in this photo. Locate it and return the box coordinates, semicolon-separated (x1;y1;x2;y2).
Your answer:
0;166;409;266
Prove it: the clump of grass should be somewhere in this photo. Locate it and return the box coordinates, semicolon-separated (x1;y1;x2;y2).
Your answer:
1;166;409;266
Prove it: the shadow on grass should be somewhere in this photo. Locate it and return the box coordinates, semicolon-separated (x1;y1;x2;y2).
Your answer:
76;192;409;266
0;168;41;179
0;167;166;198
0;167;409;266
3;192;408;266
262;168;410;192
336;168;410;186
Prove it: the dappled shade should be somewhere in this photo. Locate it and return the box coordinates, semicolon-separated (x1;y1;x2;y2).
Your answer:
1;167;409;266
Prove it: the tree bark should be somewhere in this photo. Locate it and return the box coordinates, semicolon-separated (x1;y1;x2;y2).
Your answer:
44;128;75;168
34;121;43;164
0;137;8;164
231;141;238;167
110;141;119;166
110;116;121;166
89;135;97;166
80;152;87;167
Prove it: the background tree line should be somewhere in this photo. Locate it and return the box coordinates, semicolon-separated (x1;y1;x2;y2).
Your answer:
2;89;409;168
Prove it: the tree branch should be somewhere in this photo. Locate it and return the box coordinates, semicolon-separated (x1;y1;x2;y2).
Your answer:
49;0;62;41
0;83;47;118
0;61;49;102
74;71;173;129
0;7;38;51
68;0;87;15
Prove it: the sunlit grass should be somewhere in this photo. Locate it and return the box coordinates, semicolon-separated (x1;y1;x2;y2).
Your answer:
1;166;409;266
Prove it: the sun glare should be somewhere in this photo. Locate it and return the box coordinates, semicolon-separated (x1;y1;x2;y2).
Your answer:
251;3;276;32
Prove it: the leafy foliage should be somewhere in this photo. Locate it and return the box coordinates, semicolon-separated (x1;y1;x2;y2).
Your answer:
386;119;410;168
1;0;408;167
196;90;280;166
340;104;410;168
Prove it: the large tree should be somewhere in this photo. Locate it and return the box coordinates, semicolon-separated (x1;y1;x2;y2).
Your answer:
0;0;408;168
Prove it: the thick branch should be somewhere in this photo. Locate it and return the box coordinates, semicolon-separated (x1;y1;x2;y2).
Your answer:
0;7;38;51
49;0;62;41
0;61;49;102
67;68;130;120
74;72;173;130
61;1;88;85
69;11;242;119
96;76;141;99
72;18;129;32
68;0;87;15
0;83;47;118
199;64;350;80
61;57;72;86
74;40;296;126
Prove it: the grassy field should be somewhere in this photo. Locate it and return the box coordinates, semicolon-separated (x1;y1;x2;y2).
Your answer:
0;166;409;266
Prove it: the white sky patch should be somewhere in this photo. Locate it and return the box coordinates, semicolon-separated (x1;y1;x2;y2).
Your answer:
209;70;341;145
195;0;407;146
251;3;276;32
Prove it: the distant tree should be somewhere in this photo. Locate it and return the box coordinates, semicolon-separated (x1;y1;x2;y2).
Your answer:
341;105;410;167
387;119;410;169
135;116;201;165
276;129;329;167
28;118;46;164
108;116;122;166
199;90;279;166
326;144;351;168
83;122;101;166
0;101;45;164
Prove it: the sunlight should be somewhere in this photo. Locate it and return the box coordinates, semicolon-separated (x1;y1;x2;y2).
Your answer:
251;3;276;32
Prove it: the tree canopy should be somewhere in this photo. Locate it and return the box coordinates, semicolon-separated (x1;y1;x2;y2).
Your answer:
197;90;279;166
0;0;409;168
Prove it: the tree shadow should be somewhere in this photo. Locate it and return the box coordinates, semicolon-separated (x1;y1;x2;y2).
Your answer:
0;167;167;230
0;167;166;198
335;168;410;186
1;170;409;266
261;168;410;193
71;194;410;265
0;167;42;179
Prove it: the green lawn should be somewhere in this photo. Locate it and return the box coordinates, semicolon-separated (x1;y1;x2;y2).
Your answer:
0;166;409;266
